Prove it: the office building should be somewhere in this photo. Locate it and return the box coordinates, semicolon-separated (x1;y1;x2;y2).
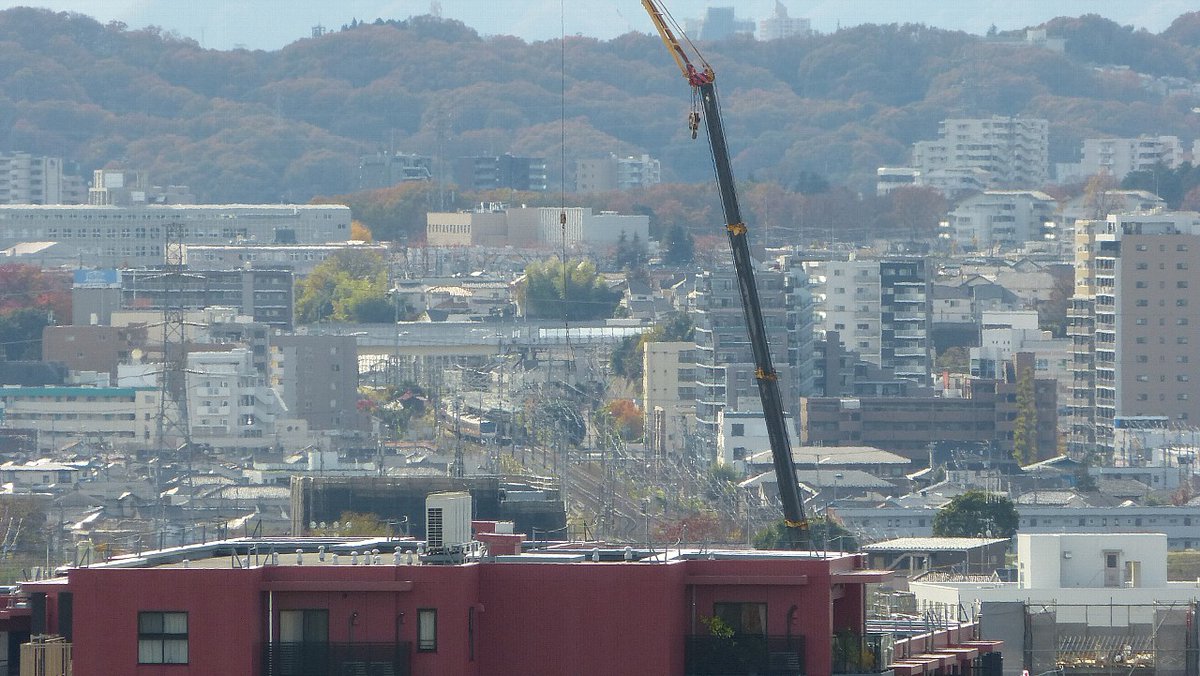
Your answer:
758;2;810;41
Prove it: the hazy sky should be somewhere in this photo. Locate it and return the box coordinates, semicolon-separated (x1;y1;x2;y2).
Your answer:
0;1;1193;50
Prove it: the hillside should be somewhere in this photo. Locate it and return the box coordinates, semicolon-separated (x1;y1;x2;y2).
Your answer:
2;9;1200;204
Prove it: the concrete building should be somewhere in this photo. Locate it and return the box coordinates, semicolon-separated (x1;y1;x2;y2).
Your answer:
1070;211;1200;457
714;408;798;467
17;535;904;676
119;267;295;330
806;257;932;385
862;537;1009;577
0;204;352;267
183;241;389;276
185;348;293;451
643;341;698;459
875;167;920;196
357;152;432;190
911;533;1199;676
42;325;148;379
271;334;369;435
88;169;194;206
758;1;810;41
802;353;1058;462
943;190;1058;252
454;154;547;192
687;6;755;40
426;205;648;248
0;385;157;450
913;117;1050;189
1077;135;1183;181
575;154;661;193
0;152;66;205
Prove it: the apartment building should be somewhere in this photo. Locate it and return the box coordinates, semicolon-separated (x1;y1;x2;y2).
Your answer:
356;152;432;190
913;116;1049;189
1078;135;1183;180
575;154;662;193
942;190;1058;252
689;266;794;446
802;353;1058;461
186;348;294;451
0;204;352;267
0;152;67;205
1084;211;1200;457
642;341;698;459
758;1;811;40
0;386;158;450
454;154;547;192
806;257;932;385
271;334;369;435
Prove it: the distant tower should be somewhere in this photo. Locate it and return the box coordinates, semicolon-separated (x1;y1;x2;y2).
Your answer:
311;24;326;38
155;223;193;455
430;2;442;18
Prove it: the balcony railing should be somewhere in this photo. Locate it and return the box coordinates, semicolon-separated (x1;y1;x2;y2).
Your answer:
685;634;805;675
832;632;894;674
262;642;411;676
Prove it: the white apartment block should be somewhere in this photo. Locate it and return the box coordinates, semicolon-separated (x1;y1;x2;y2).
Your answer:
186;348;297;451
0;152;65;205
0;385;158;450
642;341;698;459
913;116;1049;189
0;204;352;267
575;154;661;193
758;1;810;41
943;190;1058;252
805;257;932;384
1078;135;1183;181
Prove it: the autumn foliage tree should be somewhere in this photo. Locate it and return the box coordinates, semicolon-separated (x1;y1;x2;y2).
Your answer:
0;264;70;360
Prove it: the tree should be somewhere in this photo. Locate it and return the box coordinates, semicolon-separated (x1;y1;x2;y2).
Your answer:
294;249;390;323
935;346;969;373
608;311;695;381
603;399;644;442
519;257;620;321
932;490;1019;538
662;224;695;265
886;186;947;242
754;517;857;551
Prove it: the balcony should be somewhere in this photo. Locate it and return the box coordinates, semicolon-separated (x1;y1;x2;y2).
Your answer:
262;642;411;676
685;635;805;676
832;632;894;674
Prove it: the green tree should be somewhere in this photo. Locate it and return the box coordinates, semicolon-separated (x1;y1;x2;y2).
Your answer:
932;490;1019;538
935;346;969;373
754;517;856;551
295;249;390;323
518;257;619;321
609;311;695;381
663;224;695;265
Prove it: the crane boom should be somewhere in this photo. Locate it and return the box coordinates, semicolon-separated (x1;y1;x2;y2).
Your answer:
641;0;809;548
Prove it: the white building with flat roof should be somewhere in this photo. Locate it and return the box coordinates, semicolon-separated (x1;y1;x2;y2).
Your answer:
0;204;352;267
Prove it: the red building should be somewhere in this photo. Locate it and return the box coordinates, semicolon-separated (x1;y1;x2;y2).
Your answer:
16;532;998;675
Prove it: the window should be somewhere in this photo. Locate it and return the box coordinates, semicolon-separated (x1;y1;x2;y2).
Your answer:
139;612;188;664
731;423;745;437
418;609;437;652
713;602;767;636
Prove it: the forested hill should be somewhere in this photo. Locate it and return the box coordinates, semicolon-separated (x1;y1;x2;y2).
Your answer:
2;8;1200;203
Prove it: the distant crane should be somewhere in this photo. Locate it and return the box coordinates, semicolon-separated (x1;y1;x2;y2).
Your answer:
642;0;809;548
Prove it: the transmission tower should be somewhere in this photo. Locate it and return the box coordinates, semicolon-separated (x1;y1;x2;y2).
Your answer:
155;222;193;455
